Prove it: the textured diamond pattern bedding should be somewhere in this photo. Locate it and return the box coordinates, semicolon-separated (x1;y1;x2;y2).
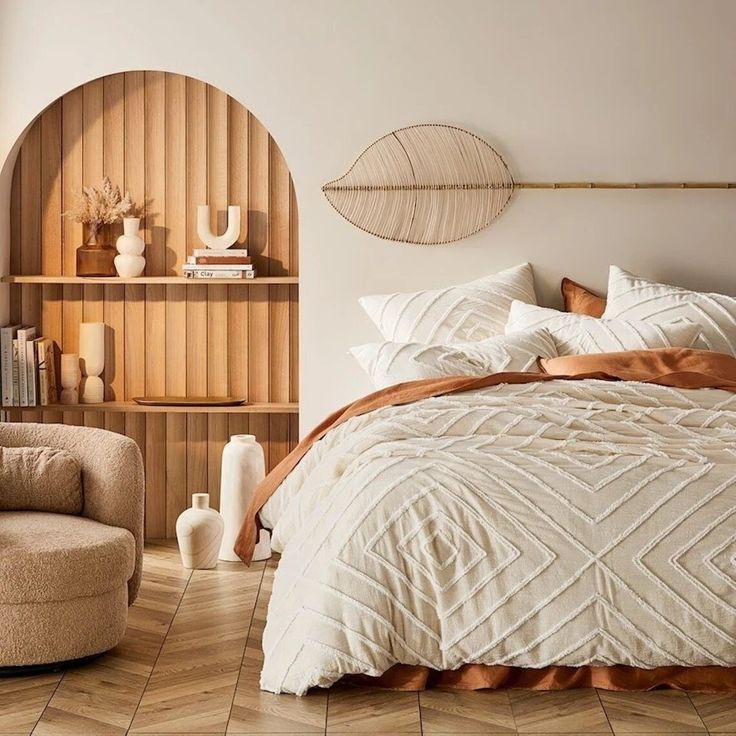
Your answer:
258;379;736;694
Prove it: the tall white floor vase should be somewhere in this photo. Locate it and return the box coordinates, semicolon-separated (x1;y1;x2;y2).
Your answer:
176;493;224;569
219;434;269;561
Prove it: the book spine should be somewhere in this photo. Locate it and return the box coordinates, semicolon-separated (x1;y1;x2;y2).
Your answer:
192;248;248;257
11;340;20;407
38;341;49;406
194;256;252;265
17;331;28;407
46;341;59;405
184;269;244;279
26;340;37;407
1;329;13;406
183;263;254;271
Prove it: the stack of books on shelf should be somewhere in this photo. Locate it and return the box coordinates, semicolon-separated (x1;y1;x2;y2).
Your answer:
0;325;59;408
182;249;255;279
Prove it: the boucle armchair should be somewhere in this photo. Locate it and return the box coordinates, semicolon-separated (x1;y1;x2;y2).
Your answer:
0;423;144;668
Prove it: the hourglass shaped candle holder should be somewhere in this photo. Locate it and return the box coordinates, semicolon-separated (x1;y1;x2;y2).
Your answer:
59;354;81;405
79;322;105;404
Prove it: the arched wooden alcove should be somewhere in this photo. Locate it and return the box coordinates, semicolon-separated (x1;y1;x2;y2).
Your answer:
7;71;299;538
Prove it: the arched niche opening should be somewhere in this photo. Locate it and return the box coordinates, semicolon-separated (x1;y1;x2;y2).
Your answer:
5;71;299;539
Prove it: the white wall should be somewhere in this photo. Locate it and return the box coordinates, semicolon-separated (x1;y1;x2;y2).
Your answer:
1;0;735;430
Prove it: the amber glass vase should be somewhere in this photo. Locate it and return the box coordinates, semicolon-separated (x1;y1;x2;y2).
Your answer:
76;226;117;277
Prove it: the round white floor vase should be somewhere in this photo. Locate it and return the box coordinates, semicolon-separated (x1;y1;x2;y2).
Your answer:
218;434;269;561
176;493;224;569
115;217;145;278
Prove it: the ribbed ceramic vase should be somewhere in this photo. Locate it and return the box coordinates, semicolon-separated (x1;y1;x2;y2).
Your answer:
219;434;269;561
176;493;224;569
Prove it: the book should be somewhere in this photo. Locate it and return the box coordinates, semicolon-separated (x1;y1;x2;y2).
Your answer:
17;326;36;407
26;337;42;407
192;248;248;257
11;340;20;407
191;256;252;265
37;338;59;406
184;269;246;279
1;324;21;406
183;263;253;271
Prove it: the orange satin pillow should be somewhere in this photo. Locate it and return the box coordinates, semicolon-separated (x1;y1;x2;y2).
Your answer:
561;277;606;318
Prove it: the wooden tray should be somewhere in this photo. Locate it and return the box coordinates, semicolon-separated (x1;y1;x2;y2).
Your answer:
132;396;245;407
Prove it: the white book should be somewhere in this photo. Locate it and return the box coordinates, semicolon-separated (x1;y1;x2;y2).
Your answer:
184;269;244;279
183;263;253;271
1;324;21;406
17;326;36;407
191;248;248;257
27;337;42;407
11;340;20;407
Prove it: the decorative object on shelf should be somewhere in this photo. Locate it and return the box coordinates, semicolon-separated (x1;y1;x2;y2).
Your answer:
131;396;245;407
115;217;146;277
176;493;224;569
64;177;133;276
79;322;105;404
59;353;81;404
219;435;267;562
196;205;241;250
323;123;736;245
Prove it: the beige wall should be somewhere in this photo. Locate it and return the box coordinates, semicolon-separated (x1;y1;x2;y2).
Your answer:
1;0;735;429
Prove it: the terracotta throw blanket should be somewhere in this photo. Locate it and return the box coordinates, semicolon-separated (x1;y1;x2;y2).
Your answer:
235;348;736;694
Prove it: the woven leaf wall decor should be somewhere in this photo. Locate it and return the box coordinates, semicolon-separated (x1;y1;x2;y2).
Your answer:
322;124;514;245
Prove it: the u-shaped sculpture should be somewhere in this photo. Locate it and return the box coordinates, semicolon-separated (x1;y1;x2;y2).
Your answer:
197;205;241;250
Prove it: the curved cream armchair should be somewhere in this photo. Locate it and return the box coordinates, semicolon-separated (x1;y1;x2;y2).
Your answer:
0;423;144;668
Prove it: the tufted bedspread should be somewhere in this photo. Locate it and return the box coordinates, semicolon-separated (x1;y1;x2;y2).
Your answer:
253;372;736;694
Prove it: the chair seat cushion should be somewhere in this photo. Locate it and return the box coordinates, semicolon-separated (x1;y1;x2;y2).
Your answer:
0;512;135;604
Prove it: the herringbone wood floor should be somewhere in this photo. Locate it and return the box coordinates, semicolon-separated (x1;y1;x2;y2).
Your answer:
1;542;734;735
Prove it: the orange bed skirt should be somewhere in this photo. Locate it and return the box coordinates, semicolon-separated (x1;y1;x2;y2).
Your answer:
346;664;736;693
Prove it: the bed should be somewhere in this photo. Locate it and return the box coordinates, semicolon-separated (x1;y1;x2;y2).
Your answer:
235;266;736;696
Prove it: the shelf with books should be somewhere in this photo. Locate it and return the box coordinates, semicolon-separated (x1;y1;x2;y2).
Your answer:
1;275;298;285
1;401;299;414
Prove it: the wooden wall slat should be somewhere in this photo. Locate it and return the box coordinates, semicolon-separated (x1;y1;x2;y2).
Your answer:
164;72;188;534
8;72;298;537
103;73;127;434
185;78;209;505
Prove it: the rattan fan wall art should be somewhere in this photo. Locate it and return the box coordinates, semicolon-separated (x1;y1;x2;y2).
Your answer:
322;123;736;245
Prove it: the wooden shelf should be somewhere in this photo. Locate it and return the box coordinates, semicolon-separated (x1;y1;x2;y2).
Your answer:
3;401;298;414
2;275;298;285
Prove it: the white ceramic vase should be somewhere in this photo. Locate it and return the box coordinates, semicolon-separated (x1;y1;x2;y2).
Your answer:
59;353;81;405
176;493;224;570
219;434;269;561
79;322;105;404
115;217;145;277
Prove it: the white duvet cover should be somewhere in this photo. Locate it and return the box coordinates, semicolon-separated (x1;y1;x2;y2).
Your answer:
259;379;736;694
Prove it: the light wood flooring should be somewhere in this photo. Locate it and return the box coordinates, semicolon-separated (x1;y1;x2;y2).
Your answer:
1;542;734;735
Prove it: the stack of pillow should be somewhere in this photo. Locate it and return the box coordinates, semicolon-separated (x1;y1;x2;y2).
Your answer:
351;262;735;389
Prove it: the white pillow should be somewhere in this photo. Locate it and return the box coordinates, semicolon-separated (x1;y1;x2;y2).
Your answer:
358;263;536;344
603;266;736;355
505;301;702;356
350;329;557;389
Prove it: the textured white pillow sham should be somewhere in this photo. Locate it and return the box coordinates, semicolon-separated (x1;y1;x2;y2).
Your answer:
505;301;702;356
358;263;536;344
350;329;557;389
603;266;736;355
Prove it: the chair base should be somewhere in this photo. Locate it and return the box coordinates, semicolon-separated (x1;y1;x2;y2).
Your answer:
0;652;103;677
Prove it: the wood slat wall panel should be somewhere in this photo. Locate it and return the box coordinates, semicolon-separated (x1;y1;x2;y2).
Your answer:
7;72;299;538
